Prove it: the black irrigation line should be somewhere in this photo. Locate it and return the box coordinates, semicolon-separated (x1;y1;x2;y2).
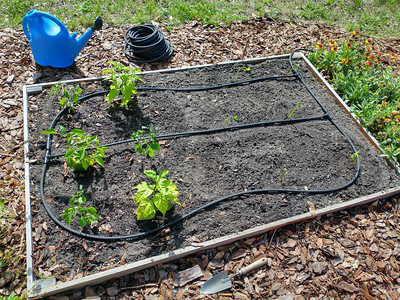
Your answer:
40;50;361;241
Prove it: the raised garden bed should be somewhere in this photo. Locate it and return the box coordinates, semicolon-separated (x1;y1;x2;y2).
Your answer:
25;54;400;297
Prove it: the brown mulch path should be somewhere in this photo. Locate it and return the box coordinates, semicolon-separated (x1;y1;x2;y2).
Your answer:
0;17;399;299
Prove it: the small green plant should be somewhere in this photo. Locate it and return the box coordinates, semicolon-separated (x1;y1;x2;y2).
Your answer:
62;189;99;229
233;66;252;81
223;115;238;126
131;125;160;158
287;102;301;119
351;151;360;163
280;167;287;186
41;126;108;172
51;83;83;111
102;61;143;108
133;170;180;220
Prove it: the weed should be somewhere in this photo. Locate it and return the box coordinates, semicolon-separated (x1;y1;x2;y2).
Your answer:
41;126;108;172
133;170;180;220
287;102;301;119
51;83;82;112
102;61;143;108
131;125;160;158
62;189;99;229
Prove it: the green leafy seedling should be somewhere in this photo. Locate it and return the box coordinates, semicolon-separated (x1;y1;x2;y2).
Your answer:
288;102;302;120
102;61;143;108
131;125;160;158
223;115;238;126
62;189;99;229
133;170;180;221
41;126;108;172
351;151;360;163
233;66;252;81
51;83;82;111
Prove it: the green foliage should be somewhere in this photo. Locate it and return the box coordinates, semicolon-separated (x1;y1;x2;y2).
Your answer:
0;198;14;236
351;150;360;163
62;189;99;229
0;292;22;300
223;115;238;126
51;83;82;111
133;170;180;221
102;61;143;108
131;125;160;158
2;0;398;38
233;66;252;81
287;102;302;119
308;35;400;163
41;126;108;172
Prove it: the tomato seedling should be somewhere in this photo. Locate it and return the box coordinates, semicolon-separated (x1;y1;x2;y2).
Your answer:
41;126;108;172
131;125;160;158
62;189;99;229
102;61;143;108
133;170;180;220
51;83;82;112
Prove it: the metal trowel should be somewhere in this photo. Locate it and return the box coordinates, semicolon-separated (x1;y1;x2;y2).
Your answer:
200;257;269;294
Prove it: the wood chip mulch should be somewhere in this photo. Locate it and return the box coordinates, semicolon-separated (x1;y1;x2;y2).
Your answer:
0;17;399;299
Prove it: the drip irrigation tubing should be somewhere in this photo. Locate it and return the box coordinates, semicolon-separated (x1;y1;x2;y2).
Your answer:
124;25;173;64
40;50;361;241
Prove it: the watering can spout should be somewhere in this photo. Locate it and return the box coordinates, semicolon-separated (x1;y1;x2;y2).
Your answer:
22;11;102;68
76;17;103;54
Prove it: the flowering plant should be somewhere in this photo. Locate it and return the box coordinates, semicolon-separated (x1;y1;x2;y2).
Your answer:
309;34;400;163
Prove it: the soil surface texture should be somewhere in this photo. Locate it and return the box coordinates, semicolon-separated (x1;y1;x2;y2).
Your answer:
28;58;399;281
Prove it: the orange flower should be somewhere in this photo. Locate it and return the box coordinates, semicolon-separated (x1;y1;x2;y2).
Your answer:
365;38;372;45
331;46;338;52
346;42;352;48
315;42;323;49
373;45;380;51
369;55;375;60
365;61;372;66
352;30;360;36
379;83;386;87
342;58;349;64
328;40;336;47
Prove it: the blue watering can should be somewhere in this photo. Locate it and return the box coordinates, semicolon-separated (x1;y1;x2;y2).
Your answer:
22;10;102;68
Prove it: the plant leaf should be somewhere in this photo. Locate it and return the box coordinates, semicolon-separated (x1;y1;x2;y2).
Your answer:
40;128;58;135
136;198;156;220
154;193;170;215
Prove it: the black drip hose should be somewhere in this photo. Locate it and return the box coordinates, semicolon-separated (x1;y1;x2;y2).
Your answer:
124;25;173;64
40;50;361;241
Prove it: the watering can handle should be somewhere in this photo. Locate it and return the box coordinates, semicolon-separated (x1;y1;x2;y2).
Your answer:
37;12;70;36
22;17;31;40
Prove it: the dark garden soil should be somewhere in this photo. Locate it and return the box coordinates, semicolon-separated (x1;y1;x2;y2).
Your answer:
28;58;400;281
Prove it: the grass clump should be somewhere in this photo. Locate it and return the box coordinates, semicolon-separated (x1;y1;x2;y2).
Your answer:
308;32;400;163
